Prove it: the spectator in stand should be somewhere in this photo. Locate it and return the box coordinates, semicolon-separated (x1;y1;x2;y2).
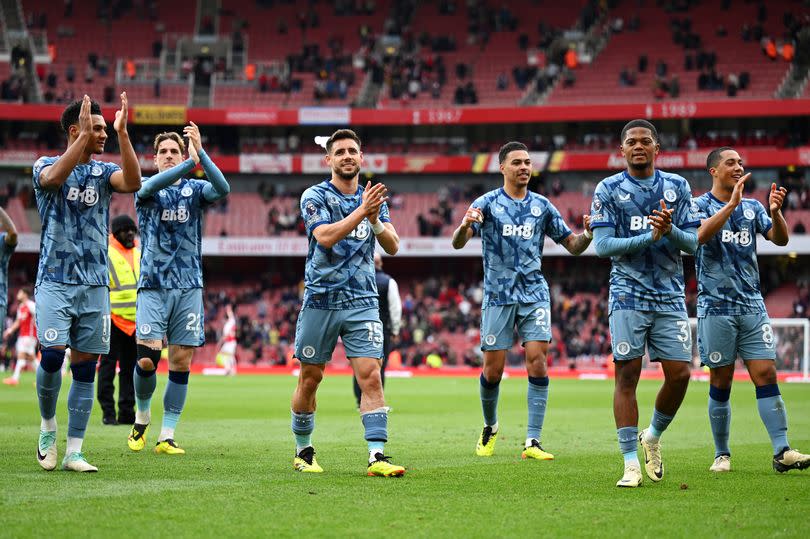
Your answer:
66;62;75;83
619;66;636;86
781;41;794;62
727;73;739;97
763;36;778;60
638;54;648;73
655;59;668;77
669;75;680;98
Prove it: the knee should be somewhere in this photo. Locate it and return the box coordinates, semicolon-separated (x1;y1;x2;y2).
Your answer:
359;369;383;392
668;366;691;387
299;373;322;394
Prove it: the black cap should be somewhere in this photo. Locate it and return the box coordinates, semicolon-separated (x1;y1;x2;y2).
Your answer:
111;214;137;235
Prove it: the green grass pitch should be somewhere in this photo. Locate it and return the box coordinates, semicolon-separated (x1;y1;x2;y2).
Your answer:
1;373;808;538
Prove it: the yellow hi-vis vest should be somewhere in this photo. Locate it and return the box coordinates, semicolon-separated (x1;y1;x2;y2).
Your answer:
108;244;140;322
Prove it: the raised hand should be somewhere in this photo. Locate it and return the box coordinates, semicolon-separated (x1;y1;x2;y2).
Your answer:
183;121;203;153
649;199;673;241
362;181;388;221
769;183;787;213
113;91;128;133
78;94;92;135
461;206;484;228
729;172;750;207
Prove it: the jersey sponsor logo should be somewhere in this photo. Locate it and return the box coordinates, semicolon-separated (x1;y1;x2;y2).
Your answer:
720;229;751;246
530;206;542;217
484;334;497;346
591;213;604;221
743;208;755;220
709;351;722;364
91;165;103;176
618;193;631;201
629;215;652;230
161;206;190;223
502;223;534;238
139;323;152;336
616;341;631;356
181;186;193;197
663;189;677;202
302;345;316;358
66;186;99;206
43;328;58;342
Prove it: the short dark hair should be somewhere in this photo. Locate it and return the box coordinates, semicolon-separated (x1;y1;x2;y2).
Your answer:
326;129;361;154
60;99;102;133
498;141;528;163
706;146;735;170
620;119;658;144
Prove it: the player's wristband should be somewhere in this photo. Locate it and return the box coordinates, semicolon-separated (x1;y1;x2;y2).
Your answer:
371;220;385;235
583;229;592;239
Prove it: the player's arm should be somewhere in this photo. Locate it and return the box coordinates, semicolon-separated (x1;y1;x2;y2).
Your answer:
375;222;399;255
593;226;654;257
38;95;95;190
561;214;593;255
0;207;18;247
138;158;196;198
451;206;483;249
185;122;231;202
649;199;698;254
766;183;788;246
312;182;387;249
109;92;142;193
697;174;748;244
388;278;402;337
2;317;20;340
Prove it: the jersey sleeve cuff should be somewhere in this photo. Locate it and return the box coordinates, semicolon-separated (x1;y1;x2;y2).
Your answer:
590;222;615;229
555;230;572;244
761;221;773;237
379;217;391;223
307;220;330;232
679;220;701;229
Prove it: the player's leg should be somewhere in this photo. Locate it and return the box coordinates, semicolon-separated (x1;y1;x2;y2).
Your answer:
5;339;28;384
639;311;692;482
153;289;204;455
698;315;736;472
33;282;73;470
609;310;649;487
352;332;391;409
739;314;810;472
153;344;192;455
61;284;112;472
129;289;168;451
97;328;119;424
290;307;336;472
518;303;553;459
476;304;515;456
344;308;404;476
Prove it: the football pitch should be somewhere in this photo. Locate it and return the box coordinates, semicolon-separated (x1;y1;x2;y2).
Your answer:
1;373;808;538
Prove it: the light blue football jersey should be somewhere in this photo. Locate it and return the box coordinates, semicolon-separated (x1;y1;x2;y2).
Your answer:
471;188;571;307
0;232;15;310
590;170;700;313
33;156;119;285
300;180;391;310
136;178;210;289
693;193;771;316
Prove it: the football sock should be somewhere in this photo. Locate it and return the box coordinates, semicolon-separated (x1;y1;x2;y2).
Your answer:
708;385;731;457
755;384;789;455
160;371;189;441
644;408;674;443
526;376;549;442
133;364;157;424
291;410;315;452
66;361;96;453
617;426;639;466
11;358;26;380
479;373;500;427
362;407;388;461
36;349;64;430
